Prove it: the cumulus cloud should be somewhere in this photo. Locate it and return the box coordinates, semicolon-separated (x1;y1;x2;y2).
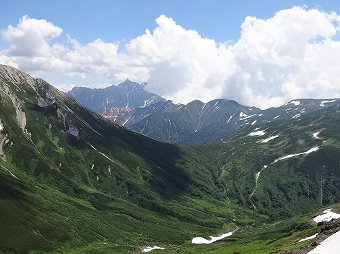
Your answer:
225;7;340;107
1;7;340;108
0;16;120;79
122;15;236;103
2;15;62;57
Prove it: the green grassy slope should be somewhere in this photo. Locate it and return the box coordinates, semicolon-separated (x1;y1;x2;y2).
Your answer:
199;108;340;218
1;65;339;253
0;65;267;253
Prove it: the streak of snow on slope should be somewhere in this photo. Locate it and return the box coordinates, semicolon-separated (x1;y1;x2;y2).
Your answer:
142;246;165;253
308;230;340;254
320;100;335;107
192;231;234;244
261;135;279;143
292;114;301;119
274;147;319;163
0;165;18;179
251;120;257;125
248;130;266;136
122;115;131;126
227;114;235;123
0;120;3;131
298;233;318;242
250;147;319;202
313;209;340;223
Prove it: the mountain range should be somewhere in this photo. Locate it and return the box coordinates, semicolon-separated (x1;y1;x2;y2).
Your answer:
68;81;340;145
68;80;165;114
0;64;340;253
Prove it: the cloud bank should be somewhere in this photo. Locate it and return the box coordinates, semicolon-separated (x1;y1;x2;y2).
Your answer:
1;7;340;108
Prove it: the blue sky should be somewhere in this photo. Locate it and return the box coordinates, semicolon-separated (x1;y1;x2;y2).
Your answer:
1;0;338;45
0;1;340;108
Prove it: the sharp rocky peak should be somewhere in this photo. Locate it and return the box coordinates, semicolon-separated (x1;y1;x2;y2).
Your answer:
117;79;142;88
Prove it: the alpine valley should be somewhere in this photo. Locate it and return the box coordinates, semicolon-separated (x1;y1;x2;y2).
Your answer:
1;64;340;254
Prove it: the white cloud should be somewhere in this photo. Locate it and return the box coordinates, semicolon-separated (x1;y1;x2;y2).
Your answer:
1;7;340;108
224;7;340;108
122;15;236;102
1;15;62;57
0;16;120;83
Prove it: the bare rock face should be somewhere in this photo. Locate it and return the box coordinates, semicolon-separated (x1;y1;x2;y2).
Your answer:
0;119;8;159
103;107;133;124
0;81;27;132
36;78;57;108
57;109;79;137
37;97;55;108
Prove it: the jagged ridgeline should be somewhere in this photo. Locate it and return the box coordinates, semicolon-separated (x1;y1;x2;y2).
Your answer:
68;81;340;146
0;65;262;253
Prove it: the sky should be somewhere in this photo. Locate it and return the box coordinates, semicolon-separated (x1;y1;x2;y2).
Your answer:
1;0;340;108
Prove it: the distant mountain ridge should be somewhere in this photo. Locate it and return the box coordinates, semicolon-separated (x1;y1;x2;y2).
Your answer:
101;98;340;146
68;79;165;113
69;83;340;145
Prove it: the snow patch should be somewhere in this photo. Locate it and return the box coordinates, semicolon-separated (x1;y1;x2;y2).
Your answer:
0;120;3;132
239;112;256;120
192;231;234;244
290;100;301;106
308;230;340;254
239;112;248;119
292;114;301;119
273;115;280;119
142;246;165;252
320;100;335;107
313;209;340;223
313;131;321;139
251;120;257;125
298;233;318;242
248;130;266;136
261;135;279;143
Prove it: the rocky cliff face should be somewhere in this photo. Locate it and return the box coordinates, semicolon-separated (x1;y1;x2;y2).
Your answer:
67;79;165;114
